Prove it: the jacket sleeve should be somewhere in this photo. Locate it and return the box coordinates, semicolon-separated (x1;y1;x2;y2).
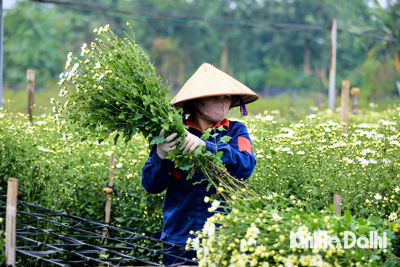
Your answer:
141;146;173;194
203;123;256;180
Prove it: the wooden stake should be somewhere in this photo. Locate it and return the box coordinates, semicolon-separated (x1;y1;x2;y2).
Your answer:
100;155;115;263
350;87;360;115
220;42;228;72
104;155;115;225
27;70;35;122
328;19;337;111
341;80;350;134
5;178;18;267
333;194;342;215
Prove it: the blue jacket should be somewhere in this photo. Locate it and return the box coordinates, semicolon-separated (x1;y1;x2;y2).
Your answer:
141;116;256;246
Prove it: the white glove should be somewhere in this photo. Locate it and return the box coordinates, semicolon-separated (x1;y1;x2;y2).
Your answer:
179;129;206;154
156;129;181;159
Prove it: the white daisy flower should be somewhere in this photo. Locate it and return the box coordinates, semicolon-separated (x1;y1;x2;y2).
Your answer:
272;213;282;221
210;200;220;211
389;213;398;221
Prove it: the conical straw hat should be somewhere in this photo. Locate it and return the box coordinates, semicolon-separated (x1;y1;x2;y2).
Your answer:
171;63;259;108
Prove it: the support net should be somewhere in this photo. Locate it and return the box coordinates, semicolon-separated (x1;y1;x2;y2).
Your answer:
0;200;197;266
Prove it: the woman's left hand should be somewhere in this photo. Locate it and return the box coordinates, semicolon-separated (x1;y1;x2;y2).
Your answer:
179;129;206;154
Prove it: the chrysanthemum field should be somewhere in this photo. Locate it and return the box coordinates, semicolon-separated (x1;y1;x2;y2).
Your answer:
1;105;400;266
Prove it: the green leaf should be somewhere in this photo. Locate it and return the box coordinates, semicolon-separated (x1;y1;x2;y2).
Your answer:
142;95;153;104
370;255;381;261
100;130;109;137
113;132;120;145
186;171;194;180
217;126;225;131
220;136;232;143
206;182;213;191
193;146;202;156
252;200;262;209
115;217;125;222
359;226;369;234
383;229;396;239
118;113;126;119
216;151;223;158
150;135;165;145
356;219;368;225
368;217;383;227
166;149;180;160
384;256;397;267
329;204;334;211
161;121;170;131
132;114;143;121
179;161;192;171
344;210;352;223
201;133;210;140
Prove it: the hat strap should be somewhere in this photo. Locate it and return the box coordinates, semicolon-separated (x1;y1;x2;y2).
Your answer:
230;96;248;116
239;96;248;116
191;100;204;116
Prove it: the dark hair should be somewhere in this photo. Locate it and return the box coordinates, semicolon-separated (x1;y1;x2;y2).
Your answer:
186;101;196;117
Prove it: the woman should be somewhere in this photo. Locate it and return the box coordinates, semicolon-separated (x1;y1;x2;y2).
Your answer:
141;63;259;265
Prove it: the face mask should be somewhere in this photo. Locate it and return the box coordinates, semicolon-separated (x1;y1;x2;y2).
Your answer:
199;100;230;124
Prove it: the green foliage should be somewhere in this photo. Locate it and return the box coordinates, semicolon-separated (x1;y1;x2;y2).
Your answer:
191;195;397;266
2;105;400;265
264;60;299;88
0;219;5;263
245;69;266;90
247;107;400;219
0;109;164;234
3;0;400;95
353;58;400;104
3;1;94;86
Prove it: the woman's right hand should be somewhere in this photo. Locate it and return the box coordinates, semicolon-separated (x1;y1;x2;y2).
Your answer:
156;129;181;159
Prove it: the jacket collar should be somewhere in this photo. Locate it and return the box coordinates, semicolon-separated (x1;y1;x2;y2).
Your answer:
186;115;230;132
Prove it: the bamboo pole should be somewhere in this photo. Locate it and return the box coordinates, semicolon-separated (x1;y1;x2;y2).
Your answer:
350;87;360;114
341;80;350;134
220;42;228;72
5;178;18;266
333;194;342;215
100;155;115;263
328;19;337;111
27;70;35;122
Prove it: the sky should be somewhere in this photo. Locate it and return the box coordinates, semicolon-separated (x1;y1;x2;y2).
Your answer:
2;0;393;10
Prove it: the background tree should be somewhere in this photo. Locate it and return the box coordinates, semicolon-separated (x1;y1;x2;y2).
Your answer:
2;0;399;101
